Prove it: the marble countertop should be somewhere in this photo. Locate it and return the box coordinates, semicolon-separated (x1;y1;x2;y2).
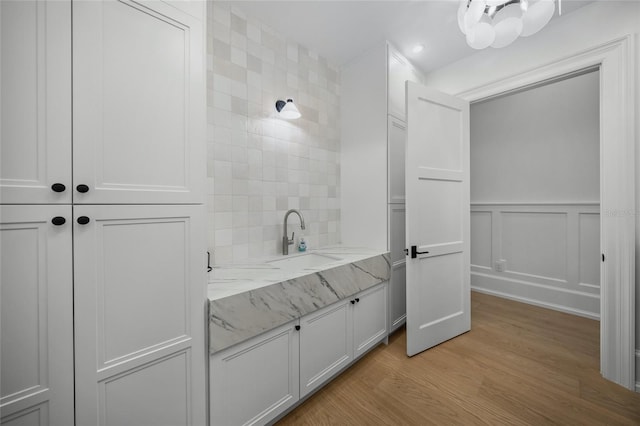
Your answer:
208;246;391;353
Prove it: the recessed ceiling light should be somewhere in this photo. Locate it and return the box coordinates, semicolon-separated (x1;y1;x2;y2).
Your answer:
412;44;424;54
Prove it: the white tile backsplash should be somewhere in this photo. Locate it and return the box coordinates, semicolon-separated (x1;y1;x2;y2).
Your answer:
207;2;341;263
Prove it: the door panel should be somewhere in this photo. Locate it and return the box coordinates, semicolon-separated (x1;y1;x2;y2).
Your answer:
73;0;204;204
0;0;71;204
388;117;407;203
406;82;470;357
74;204;206;426
0;205;74;426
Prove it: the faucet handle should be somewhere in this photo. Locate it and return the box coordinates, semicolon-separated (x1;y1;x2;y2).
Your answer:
289;231;295;243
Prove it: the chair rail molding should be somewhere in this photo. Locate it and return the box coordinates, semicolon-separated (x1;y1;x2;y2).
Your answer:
459;35;636;390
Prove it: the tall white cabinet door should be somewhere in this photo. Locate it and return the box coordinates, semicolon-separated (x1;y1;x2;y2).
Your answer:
73;204;206;426
388;116;406;204
72;0;205;204
0;1;71;204
299;300;352;398
0;205;74;426
387;44;422;121
353;283;388;359
389;204;407;332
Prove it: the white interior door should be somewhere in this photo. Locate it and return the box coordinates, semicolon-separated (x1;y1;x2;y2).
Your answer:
405;81;470;356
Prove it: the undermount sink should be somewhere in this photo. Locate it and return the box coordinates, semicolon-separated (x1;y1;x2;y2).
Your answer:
268;252;342;269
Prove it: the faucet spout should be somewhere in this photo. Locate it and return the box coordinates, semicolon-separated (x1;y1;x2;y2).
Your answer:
283;209;306;255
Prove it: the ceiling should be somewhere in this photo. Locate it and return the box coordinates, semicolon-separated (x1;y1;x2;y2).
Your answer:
221;0;593;74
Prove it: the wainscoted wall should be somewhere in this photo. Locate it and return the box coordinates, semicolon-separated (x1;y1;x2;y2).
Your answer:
206;3;341;263
471;203;600;318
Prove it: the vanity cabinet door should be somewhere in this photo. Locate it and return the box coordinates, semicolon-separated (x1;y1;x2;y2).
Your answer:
353;283;388;359
73;204;206;426
210;322;300;426
72;0;205;204
299;299;353;398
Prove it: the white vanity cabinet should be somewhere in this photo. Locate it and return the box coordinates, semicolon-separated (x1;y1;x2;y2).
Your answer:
352;282;388;358
210;282;388;426
210;321;300;426
0;1;207;425
299;299;352;398
342;42;423;334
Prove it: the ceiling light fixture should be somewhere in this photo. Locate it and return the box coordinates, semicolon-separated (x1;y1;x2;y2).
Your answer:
412;44;425;54
275;98;301;119
458;0;559;50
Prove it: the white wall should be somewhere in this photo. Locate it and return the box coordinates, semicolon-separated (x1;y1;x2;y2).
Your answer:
425;0;640;388
206;4;341;263
470;71;600;318
471;71;600;204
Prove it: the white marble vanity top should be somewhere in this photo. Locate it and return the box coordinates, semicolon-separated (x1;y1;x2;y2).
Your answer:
207;246;391;353
207;246;388;300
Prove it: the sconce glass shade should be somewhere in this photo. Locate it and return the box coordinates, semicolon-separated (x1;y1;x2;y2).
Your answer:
275;99;301;119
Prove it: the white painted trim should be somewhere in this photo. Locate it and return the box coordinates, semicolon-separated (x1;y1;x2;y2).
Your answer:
461;36;636;390
636;350;640;392
471;287;600;321
471;202;600;207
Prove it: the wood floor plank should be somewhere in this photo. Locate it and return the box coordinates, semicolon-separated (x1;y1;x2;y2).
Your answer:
276;292;640;425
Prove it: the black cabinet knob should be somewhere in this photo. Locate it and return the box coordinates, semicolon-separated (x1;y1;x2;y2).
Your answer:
51;183;66;193
350;300;355;304
77;216;90;225
295;325;300;331
51;216;66;226
355;298;360;303
76;184;89;193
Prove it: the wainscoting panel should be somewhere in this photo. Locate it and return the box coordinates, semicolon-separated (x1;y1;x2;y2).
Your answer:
471;203;600;319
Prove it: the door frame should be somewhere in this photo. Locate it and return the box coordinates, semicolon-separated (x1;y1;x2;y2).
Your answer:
456;36;635;390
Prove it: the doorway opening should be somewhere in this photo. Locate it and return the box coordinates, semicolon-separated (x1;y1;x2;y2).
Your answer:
469;68;601;322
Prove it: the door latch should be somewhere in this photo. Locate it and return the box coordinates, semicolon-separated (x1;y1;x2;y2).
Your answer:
410;245;429;259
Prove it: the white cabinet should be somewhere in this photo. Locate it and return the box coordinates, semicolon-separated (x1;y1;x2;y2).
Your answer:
0;206;74;426
0;0;71;205
352;283;388;358
72;0;205;204
299;299;352;398
389;204;407;332
388;46;423;121
342;42;421;333
73;204;206;426
210;322;300;426
0;1;207;425
211;282;388;425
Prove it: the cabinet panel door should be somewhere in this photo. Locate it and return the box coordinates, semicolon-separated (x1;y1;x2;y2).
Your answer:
0;205;73;426
353;283;388;359
73;204;206;426
210;322;300;426
390;262;407;333
73;0;205;204
387;45;422;121
0;1;71;204
388;117;406;203
299;300;352;398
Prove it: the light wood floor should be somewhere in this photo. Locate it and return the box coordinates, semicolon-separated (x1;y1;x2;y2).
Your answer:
277;292;640;425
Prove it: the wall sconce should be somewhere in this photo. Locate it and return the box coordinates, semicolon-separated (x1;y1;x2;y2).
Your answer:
275;98;301;119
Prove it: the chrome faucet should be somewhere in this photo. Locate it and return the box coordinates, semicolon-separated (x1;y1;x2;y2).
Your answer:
282;209;306;255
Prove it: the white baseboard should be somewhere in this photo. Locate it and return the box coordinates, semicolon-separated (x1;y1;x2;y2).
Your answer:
636;350;640;393
471;276;600;321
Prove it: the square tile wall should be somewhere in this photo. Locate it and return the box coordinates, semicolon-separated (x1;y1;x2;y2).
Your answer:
207;2;341;264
